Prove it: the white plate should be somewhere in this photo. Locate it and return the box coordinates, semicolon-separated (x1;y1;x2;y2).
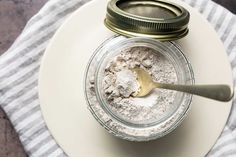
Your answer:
39;0;233;157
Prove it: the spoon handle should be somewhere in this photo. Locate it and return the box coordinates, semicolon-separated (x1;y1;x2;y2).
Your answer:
155;83;234;102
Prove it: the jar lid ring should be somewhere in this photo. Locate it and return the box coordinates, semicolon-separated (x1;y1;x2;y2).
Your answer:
104;0;190;41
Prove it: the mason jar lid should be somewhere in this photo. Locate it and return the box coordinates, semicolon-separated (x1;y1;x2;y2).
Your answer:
104;0;190;41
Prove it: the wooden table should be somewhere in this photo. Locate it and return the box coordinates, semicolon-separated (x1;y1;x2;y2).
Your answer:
0;0;234;156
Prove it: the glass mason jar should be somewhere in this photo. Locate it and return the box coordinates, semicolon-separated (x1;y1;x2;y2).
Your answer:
84;0;193;141
84;36;194;141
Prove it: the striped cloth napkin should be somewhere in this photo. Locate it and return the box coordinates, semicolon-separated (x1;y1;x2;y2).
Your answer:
0;0;235;156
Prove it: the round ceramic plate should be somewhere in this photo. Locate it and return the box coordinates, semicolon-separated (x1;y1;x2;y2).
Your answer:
39;0;233;157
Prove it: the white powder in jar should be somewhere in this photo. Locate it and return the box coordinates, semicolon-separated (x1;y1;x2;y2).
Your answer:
102;46;178;123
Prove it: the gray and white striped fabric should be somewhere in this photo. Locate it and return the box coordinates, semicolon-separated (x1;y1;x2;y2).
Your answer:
0;0;235;156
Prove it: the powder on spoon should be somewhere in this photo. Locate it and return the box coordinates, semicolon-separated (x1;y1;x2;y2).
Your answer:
101;46;178;123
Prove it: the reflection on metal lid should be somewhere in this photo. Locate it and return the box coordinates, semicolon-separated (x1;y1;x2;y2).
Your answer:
104;0;190;41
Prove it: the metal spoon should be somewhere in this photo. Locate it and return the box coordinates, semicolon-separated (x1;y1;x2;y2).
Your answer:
132;68;234;102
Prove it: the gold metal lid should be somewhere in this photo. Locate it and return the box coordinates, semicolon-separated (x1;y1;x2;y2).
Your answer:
104;0;190;41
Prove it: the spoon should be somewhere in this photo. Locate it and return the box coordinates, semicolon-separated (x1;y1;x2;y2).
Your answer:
132;68;234;102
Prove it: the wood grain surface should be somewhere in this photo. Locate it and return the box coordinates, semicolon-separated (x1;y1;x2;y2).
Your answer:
0;0;234;157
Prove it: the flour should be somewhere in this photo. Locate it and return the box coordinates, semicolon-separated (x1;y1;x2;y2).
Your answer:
102;46;177;123
85;36;194;141
86;43;191;141
114;70;140;98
